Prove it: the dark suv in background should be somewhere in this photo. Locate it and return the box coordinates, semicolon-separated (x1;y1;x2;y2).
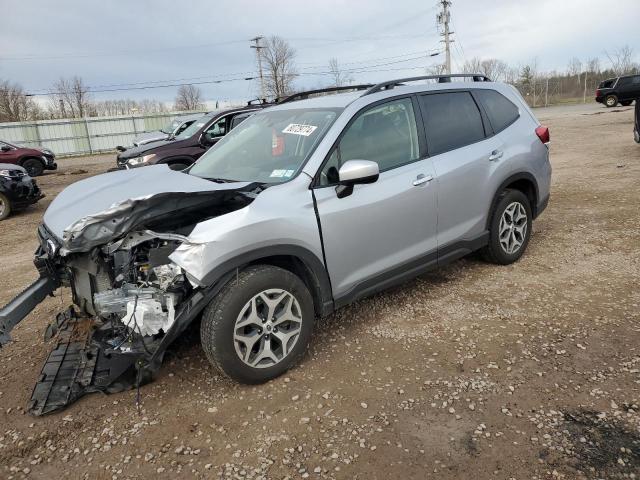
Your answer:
596;74;640;107
0;140;57;176
116;105;260;170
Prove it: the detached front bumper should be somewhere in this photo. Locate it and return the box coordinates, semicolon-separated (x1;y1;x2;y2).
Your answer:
0;276;58;346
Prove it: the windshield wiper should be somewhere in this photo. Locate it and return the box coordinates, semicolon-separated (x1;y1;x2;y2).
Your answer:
203;177;237;183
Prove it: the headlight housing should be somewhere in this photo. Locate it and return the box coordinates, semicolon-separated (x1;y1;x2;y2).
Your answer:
0;169;13;178
127;154;156;166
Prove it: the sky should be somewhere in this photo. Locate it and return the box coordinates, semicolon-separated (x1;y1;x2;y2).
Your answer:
1;0;639;107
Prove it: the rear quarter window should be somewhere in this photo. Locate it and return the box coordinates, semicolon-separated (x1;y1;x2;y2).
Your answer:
474;89;520;134
419;91;485;156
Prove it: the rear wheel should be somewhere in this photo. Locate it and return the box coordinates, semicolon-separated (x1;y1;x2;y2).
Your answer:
605;95;618;107
482;189;532;265
0;193;11;220
22;158;44;177
200;265;315;384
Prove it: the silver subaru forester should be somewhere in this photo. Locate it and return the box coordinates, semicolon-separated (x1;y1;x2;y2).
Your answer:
0;75;550;414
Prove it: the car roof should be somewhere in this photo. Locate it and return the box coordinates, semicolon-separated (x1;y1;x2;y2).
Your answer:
178;113;209;122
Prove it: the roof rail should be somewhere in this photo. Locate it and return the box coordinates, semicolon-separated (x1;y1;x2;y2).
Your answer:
277;84;374;104
246;98;270;106
362;74;491;96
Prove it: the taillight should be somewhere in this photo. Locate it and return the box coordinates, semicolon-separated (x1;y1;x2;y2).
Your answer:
535;126;550;145
595;88;601;97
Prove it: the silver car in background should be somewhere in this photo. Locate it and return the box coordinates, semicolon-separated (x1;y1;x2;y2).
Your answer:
132;113;206;147
0;75;551;414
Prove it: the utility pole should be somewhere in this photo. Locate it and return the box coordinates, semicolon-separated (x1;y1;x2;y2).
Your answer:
437;0;453;74
545;78;549;107
250;36;266;100
583;70;588;104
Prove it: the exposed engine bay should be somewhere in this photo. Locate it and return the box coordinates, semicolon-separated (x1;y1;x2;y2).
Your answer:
0;180;263;415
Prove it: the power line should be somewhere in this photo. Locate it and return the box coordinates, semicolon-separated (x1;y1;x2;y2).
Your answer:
26;54;440;96
0;32;439;62
25;49;441;95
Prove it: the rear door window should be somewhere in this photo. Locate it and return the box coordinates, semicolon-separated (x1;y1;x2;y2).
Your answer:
474;89;520;134
419;92;485;156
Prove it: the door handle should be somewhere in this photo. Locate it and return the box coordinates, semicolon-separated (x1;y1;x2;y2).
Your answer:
488;149;503;161
412;174;433;186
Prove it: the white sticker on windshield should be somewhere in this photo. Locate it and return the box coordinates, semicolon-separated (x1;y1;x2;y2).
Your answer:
283;124;317;136
270;169;286;178
284;169;294;177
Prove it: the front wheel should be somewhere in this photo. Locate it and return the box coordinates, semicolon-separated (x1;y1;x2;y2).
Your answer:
22;158;44;177
605;95;618;107
620;100;632;106
200;265;315;384
482;189;532;265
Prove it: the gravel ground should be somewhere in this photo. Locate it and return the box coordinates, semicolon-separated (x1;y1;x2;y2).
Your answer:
0;104;638;479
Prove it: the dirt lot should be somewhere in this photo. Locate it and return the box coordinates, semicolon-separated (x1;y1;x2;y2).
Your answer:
1;104;639;479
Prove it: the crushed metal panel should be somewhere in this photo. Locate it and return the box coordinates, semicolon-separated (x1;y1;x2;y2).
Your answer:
28;309;146;416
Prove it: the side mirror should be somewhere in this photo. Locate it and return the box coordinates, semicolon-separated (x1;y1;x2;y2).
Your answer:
336;160;379;198
201;132;214;147
1;145;11;152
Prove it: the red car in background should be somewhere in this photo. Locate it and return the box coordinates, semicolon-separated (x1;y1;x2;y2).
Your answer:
0;140;57;176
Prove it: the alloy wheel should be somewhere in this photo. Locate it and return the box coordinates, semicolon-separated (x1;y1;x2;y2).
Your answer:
498;201;528;255
233;289;303;368
0;197;5;217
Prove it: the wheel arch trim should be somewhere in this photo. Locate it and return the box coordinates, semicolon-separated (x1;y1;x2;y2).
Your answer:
199;245;334;317
487;172;540;229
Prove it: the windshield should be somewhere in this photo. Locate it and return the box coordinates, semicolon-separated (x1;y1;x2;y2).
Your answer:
189;108;341;184
174;116;212;140
160;119;181;134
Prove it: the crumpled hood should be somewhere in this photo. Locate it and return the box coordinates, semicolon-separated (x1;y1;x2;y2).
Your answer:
43;165;251;252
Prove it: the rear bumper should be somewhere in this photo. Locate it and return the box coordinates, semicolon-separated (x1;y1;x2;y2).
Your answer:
534;193;550;219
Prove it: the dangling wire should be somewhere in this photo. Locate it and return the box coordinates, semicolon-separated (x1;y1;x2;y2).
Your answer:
135;360;143;414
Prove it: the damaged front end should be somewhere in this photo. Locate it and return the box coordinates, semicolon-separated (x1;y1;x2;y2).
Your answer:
0;173;260;415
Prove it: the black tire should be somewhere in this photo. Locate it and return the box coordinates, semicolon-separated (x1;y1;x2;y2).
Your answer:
620;100;632;106
0;193;11;220
604;95;618;108
200;265;315;384
168;163;188;171
481;189;532;265
22;158;44;177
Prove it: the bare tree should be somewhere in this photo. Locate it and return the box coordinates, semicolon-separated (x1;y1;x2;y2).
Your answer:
606;45;634;75
261;36;297;99
0;80;41;122
174;85;204;111
567;57;582;76
50;76;91;118
462;57;508;81
518;60;539;106
328;58;353;87
426;63;447;75
586;57;601;74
